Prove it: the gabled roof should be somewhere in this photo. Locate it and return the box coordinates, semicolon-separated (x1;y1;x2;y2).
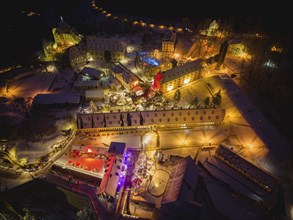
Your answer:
162;59;203;84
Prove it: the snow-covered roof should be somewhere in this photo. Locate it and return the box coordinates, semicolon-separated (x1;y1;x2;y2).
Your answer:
162;59;203;84
33;92;82;105
162;156;199;204
84;89;104;98
112;63;139;83
81;67;103;79
74;79;100;88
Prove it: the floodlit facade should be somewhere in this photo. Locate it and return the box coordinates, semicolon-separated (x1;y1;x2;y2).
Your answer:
41;18;82;62
111;64;140;90
52;19;82;47
85;36;127;62
98;142;126;198
162;31;177;56
69;45;87;69
68;36;127;69
77;108;226;132
159;59;203;93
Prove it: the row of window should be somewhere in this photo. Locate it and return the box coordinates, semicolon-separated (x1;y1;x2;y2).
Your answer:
87;112;222;121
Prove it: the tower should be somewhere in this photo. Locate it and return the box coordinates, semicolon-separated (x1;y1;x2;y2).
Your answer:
216;40;228;70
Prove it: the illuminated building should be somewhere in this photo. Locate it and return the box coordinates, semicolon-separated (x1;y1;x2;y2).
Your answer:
111;63;140;90
196;144;283;217
159;59;203;93
85;36;126;62
214;144;279;192
162;31;177;56
98;142;127;198
41;18;82;62
77;108;226;132
159;156;202;219
68;36;127;70
68;45;87;69
52;18;82;47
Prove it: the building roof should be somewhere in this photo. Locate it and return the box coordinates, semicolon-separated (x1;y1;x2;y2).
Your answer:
33;92;81;105
77;108;226;129
98;154;124;197
162;156;199;204
74;75;100;88
112;64;139;84
215;144;279;192
162;59;203;84
81;67;103;79
84;89;104;98
108;142;126;154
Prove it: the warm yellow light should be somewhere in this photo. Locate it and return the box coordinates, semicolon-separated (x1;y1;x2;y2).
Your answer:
167;85;173;91
149;24;155;28
271;46;283;53
133;21;138;25
183;78;190;84
102;10;107;14
159;25;165;29
168;26;174;30
106;13;111;17
177;28;183;32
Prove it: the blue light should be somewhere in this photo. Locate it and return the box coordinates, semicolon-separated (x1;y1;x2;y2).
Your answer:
142;57;160;66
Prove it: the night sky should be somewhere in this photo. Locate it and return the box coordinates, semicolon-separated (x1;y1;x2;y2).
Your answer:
1;0;292;66
98;0;292;36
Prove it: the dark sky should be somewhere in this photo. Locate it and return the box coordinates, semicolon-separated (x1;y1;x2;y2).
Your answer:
98;0;293;36
0;0;291;66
